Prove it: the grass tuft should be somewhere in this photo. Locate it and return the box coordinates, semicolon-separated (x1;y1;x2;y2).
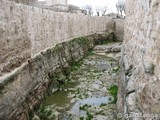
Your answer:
108;84;118;104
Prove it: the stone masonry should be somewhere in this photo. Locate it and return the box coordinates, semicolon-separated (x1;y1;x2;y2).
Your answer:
0;0;115;76
10;0;38;5
120;0;160;119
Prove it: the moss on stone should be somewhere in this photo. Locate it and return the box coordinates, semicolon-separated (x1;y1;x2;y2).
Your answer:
38;105;55;120
86;111;94;120
108;84;118;104
80;116;85;120
71;60;83;71
79;104;91;111
112;66;120;73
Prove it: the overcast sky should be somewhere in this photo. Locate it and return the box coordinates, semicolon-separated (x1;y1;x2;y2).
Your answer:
38;0;118;13
68;0;117;13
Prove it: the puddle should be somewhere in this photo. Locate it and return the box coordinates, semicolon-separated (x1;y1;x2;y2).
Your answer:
43;91;71;107
71;96;113;114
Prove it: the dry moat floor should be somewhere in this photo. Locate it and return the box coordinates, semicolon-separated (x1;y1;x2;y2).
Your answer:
33;42;121;120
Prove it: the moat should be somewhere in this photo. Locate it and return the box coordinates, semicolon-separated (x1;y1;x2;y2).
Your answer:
33;42;121;120
1;0;160;119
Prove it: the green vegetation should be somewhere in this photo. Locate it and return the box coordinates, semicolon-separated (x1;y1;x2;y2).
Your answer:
35;33;121;120
108;84;118;104
80;116;85;120
98;32;118;45
107;32;118;42
71;36;88;46
101;113;105;115
100;103;107;107
112;66;120;73
79;104;93;120
86;111;94;120
38;105;55;120
102;40;110;45
74;88;87;99
77;88;80;94
95;110;105;115
71;61;82;71
87;48;94;56
87;72;96;80
79;104;91;110
108;97;113;101
79;37;88;44
102;69;106;72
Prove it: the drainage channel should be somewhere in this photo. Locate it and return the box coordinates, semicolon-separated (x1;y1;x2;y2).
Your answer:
33;42;121;120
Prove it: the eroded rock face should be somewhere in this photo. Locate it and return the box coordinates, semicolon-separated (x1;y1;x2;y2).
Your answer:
121;0;160;119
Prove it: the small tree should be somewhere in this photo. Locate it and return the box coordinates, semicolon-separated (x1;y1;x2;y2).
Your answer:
82;5;93;16
101;6;108;16
81;6;87;15
116;0;125;16
96;6;101;16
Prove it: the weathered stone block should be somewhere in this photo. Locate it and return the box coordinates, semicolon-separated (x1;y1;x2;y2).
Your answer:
143;61;154;74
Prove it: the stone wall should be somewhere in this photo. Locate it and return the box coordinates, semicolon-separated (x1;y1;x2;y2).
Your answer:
0;0;114;76
122;0;160;119
9;0;38;5
0;33;111;120
114;18;124;41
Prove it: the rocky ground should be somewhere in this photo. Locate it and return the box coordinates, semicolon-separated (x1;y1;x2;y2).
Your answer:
33;42;121;120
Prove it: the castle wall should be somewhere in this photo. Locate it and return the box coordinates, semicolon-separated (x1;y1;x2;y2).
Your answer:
9;0;38;5
0;0;114;76
121;0;160;119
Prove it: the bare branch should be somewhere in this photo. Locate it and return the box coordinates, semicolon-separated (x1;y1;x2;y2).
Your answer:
95;6;101;16
101;6;108;16
82;4;93;15
116;0;125;16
